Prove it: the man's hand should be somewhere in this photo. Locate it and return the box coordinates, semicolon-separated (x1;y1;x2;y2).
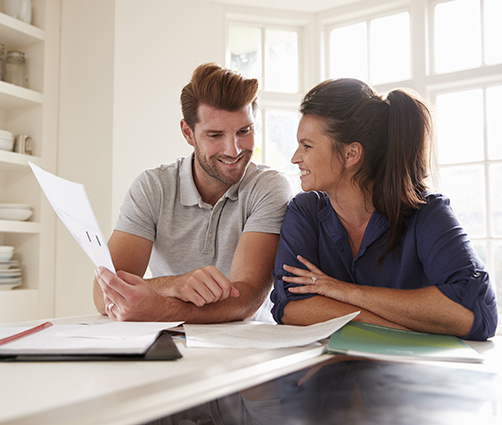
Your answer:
161;265;239;307
95;267;171;321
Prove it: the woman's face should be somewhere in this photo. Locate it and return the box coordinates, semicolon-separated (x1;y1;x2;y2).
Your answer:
292;114;345;193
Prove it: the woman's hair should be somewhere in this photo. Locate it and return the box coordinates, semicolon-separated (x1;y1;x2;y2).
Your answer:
180;63;259;130
300;78;433;259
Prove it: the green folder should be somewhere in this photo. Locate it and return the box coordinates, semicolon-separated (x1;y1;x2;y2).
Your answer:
328;321;483;363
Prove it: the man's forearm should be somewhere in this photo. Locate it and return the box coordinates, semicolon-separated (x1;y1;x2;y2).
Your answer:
154;279;269;323
145;275;177;296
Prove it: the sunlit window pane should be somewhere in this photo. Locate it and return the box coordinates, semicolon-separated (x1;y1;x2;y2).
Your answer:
264;110;298;174
369;12;411;84
229;25;262;82
484;0;502;65
487;86;502;159
439;165;486;237
329;22;367;81
436;89;484;164
434;0;481;73
265;29;298;93
490;163;502;236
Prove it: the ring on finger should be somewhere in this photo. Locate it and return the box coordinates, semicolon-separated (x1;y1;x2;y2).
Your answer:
108;302;115;312
311;276;317;284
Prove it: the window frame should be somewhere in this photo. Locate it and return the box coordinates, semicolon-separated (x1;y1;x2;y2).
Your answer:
224;10;309;180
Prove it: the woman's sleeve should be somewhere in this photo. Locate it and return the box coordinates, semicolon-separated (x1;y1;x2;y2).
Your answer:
417;195;498;340
270;192;321;323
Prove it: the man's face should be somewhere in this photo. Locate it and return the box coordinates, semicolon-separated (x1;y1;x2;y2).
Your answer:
183;103;255;187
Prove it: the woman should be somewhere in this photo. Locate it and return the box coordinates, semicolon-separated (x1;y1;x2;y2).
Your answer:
271;78;497;340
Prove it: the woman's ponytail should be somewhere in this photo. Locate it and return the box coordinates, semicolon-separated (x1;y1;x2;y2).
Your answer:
373;89;433;259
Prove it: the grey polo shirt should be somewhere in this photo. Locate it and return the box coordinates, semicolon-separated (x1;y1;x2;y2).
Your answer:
115;155;294;280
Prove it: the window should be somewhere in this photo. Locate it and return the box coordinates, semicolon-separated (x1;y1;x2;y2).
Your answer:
329;12;411;85
432;0;502;73
227;22;301;186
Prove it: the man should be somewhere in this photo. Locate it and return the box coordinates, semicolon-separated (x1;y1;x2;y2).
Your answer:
93;63;294;323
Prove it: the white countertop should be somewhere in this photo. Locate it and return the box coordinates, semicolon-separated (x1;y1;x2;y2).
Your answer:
0;314;499;425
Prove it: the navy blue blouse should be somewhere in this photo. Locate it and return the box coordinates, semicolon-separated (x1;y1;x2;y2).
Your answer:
271;191;498;340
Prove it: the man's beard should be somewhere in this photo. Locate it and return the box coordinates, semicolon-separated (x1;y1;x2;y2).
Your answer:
193;140;253;186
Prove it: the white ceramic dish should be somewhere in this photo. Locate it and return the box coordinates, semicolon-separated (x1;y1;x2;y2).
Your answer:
0;260;19;270
0;207;32;221
0;268;21;277
0;129;14;152
0;246;14;262
0;277;21;290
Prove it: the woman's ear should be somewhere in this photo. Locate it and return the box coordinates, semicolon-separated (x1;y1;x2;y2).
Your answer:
344;142;363;167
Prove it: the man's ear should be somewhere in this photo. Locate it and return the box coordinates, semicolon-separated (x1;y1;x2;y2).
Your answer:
180;119;195;147
344;142;363;168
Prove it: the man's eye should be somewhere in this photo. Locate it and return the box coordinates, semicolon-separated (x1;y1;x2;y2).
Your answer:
208;133;222;139
239;127;253;136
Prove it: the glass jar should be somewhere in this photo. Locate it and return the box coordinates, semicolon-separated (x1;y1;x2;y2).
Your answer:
3;0;32;24
4;51;28;88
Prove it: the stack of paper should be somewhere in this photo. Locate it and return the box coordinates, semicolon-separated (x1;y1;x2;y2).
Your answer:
183;312;360;349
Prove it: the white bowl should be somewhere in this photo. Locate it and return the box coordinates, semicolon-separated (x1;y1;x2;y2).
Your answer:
0;205;32;221
0;248;14;262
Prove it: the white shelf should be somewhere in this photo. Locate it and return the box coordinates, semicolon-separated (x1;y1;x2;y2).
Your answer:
0;151;41;169
0;80;43;109
0;12;45;46
0;0;59;322
0;219;40;233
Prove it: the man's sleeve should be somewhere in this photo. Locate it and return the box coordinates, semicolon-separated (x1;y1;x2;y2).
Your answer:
114;171;162;242
242;171;296;235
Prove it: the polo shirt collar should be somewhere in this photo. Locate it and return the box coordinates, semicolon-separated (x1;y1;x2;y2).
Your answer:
179;154;252;207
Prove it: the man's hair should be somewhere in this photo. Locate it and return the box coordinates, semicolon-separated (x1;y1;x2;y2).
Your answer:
180;63;259;130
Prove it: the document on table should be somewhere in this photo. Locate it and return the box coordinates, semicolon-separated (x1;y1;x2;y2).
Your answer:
29;162;115;273
183;311;360;349
0;320;183;355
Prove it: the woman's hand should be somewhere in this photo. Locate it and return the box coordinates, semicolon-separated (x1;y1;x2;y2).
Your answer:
282;255;356;304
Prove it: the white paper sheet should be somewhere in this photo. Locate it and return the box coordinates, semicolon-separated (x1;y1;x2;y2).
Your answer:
0;321;183;355
183;311;360;349
29;162;115;273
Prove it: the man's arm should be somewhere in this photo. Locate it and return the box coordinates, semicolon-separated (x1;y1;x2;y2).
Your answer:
95;231;280;323
93;230;237;314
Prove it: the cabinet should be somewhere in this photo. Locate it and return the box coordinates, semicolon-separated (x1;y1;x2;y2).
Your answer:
0;0;60;321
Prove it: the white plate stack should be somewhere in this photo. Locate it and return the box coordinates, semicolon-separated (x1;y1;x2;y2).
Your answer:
0;246;21;290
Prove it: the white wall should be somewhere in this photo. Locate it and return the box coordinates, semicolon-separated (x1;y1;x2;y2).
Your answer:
56;0;225;316
112;0;225;224
56;0;115;316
